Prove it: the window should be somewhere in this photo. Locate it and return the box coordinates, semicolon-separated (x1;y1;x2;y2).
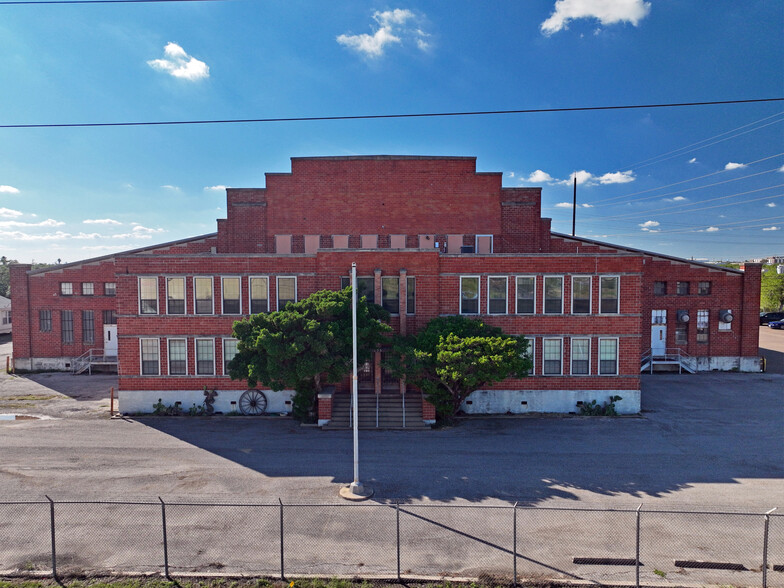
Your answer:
140;338;160;375
600;276;619;314
82;282;94;296
488;276;507;314
516;276;535;314
544;277;563;314
406;277;415;314
82;310;94;344
653;281;667;295
475;235;493;254
543;339;562;375
194;277;213;314
223;338;238;375
39;310;52;332
381;277;399;314
250;277;269;314
571;338;590;375
599;338;618;375
168;339;187;375
61;310;73;344
102;310;117;324
222;277;241;314
651;310;667;324
60;282;73;296
277;277;297;310
524;337;535;375
166;277;185;315
571;276;591;314
360;235;378;249
390;234;406;249
697;310;709;343
460;276;480;314
196;339;215;375
275;235;292;254
104;282;116;296
698;281;711;295
677;281;690;295
341;277;375;304
139;277;158;314
675;325;688;345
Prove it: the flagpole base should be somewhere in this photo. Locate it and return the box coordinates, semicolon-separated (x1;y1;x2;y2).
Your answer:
340;482;374;501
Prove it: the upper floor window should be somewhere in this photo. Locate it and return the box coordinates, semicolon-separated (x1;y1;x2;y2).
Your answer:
381;277;399;314
250;277;269;314
677;281;690;295
194;277;213;315
600;276;619;314
460;276;480;315
341;276;375;304
104;282;116;296
139;277;158;314
571;276;591;314
516;276;535;314
475;235;493;254
60;282;73;296
82;310;95;344
653;281;667;295
140;338;160;375
222;277;241;314
599;338;618;375
544;276;563;314
166;277;185;315
406;277;416;315
488;276;507;314
103;310;117;324
82;282;94;296
61;310;74;343
651;309;666;324
277;277;297;310
698;281;711;295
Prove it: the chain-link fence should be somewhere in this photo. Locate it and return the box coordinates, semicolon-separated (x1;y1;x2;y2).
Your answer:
0;499;781;587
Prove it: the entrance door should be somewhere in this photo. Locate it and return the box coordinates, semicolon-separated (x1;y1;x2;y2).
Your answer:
651;325;666;357
104;324;118;357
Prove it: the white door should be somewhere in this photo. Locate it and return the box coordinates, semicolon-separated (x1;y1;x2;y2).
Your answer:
651;325;666;357
104;325;118;357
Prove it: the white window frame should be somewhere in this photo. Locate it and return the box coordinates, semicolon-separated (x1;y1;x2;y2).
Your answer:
599;275;620;315
138;277;159;315
487;276;508;315
570;337;591;376
223;337;239;375
193;276;214;315
140;338;160;376
515;276;536;314
195;338;216;376
276;276;297;311
249;276;270;314
571;275;592;315
598;337;619;375
81;282;94;296
165;276;186;315
524;337;535;375
475;234;494;253
221;276;242;315
167;338;188;376
542;338;563;375
543;276;564;315
459;275;481;315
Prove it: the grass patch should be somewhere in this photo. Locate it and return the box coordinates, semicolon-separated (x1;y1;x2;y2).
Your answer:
2;395;59;401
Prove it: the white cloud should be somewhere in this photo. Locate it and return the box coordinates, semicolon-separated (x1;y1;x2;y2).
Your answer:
597;170;635;184
0;185;20;194
147;42;209;81
663;196;688;202
762;226;780;231
0;218;64;228
375;8;414;27
724;162;747;170
84;218;122;225
507;172;515;178
132;225;165;235
704;226;719;232
0;207;23;218
688;158;697;164
204;185;228;192
0;230;100;241
161;185;181;192
525;169;555;183
337;8;429;58
541;0;651;35
555;202;593;209
779;165;784;172
566;170;593;185
639;220;660;232
767;202;777;208
81;245;136;252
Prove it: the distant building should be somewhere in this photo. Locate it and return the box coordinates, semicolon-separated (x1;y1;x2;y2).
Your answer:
0;296;11;334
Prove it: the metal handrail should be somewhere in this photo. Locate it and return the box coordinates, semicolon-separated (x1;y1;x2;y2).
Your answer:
641;347;697;373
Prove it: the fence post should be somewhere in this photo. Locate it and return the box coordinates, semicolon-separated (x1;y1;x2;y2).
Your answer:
635;504;642;588
513;502;518;587
159;497;169;578
279;498;285;579
396;501;401;581
763;507;777;588
45;496;56;579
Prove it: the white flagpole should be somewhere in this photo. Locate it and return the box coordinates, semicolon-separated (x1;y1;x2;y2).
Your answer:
349;262;364;495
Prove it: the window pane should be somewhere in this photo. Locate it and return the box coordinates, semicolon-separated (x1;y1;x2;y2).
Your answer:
357;277;374;304
516;277;535;314
461;277;479;314
677;281;690;295
599;339;618;375
141;339;159;375
488;277;507;314
250;277;268;314
104;282;116;296
543;339;561;374
196;340;214;375
600;277;619;313
277;277;296;310
195;277;213;314
653;281;666;295
406;277;415;314
61;310;73;343
222;277;241;314
60;282;73;295
167;278;185;314
223;339;238;374
572;277;591;314
381;277;399;313
82;310;94;344
571;338;589;375
40;310;52;332
168;339;186;375
82;283;94;296
139;277;158;314
698;281;711;295
544;277;562;314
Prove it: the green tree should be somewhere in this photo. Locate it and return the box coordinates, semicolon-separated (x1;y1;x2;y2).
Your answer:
388;316;532;420
228;288;390;421
0;257;18;298
761;265;784;311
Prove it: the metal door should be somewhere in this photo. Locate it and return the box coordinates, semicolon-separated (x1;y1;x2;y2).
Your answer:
104;324;118;357
651;325;666;357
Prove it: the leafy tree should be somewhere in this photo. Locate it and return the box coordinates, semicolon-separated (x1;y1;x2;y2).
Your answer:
228;288;390;421
387;316;532;420
761;265;784;311
0;257;18;298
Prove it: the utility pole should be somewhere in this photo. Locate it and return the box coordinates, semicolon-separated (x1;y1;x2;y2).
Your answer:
572;176;577;236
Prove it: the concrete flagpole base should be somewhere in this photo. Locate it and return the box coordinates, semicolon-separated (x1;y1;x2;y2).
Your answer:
339;482;374;501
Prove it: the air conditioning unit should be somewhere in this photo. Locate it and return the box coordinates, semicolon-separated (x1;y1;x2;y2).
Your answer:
719;309;734;323
460;245;475;254
677;310;690;323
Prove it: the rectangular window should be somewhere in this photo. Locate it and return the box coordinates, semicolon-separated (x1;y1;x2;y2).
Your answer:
341;276;375;304
698;281;711;295
277;277;297;310
223;338;238;375
82;282;94;296
102;310;117;324
196;339;215;375
524;337;535;375
139;277;158;314
61;310;73;344
104;282;116;296
39;309;52;332
166;277;186;315
651;310;667;324
571;276;591;314
82;310;95;344
406;277;415;314
697;310;709;343
653;281;667;295
544;276;563;314
677;281;690;295
194;277;213;315
222;277;241;314
250;277;269;314
460;276;480;315
600;276;619;314
571;338;590;375
381;276;399;314
516;276;535;314
475;234;493;254
599;338;618;375
60;282;73;296
543;339;562;375
168;339;187;375
140;338;160;375
488;276;507;314
675;325;688;345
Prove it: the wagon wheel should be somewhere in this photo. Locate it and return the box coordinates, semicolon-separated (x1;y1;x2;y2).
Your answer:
238;390;268;415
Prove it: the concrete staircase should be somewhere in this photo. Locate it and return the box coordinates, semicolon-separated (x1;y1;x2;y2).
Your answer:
324;392;430;430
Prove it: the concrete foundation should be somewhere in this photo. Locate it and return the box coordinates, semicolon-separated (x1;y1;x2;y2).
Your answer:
119;388;295;415
695;356;762;372
460;389;641;415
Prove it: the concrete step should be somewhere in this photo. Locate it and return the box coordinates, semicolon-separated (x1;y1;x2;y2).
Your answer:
323;394;429;430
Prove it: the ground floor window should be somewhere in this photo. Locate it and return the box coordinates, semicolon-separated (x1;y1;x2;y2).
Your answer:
39;309;52;332
696;310;709;343
223;338;238;375
61;310;73;344
196;339;215;375
140;338;160;375
675;324;688;345
82;310;95;344
168;339;187;375
543;338;562;375
571;338;590;375
599;338;618;375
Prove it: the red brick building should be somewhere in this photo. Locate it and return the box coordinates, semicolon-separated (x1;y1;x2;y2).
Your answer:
10;156;761;422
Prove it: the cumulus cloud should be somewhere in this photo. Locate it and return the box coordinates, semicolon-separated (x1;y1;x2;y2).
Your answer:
0;208;23;218
84;218;122;225
688;158;697;164
703;226;719;232
161;185;181;192
132;225;165;235
663;196;688;202
204;185;229;192
724;162;747;170
597;170;635;184
0;218;64;228
0;185;20;194
762;226;780;231
337;8;429;58
779;165;784;172
147;42;209;81
525;169;555;183
639;220;660;232
555;202;594;209
0;230;99;241
541;0;651;35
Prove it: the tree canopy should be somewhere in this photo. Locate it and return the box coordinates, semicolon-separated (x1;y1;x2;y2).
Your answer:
761;265;784;311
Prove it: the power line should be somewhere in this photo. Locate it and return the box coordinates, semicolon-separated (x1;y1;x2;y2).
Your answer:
1;97;782;129
598;191;784;219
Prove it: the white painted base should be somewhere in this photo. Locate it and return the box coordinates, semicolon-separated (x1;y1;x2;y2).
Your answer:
695;356;762;372
318;418;330;427
460;389;641;415
119;389;295;415
14;357;71;371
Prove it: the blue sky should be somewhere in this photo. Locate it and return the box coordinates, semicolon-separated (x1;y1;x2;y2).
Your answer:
0;0;782;264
